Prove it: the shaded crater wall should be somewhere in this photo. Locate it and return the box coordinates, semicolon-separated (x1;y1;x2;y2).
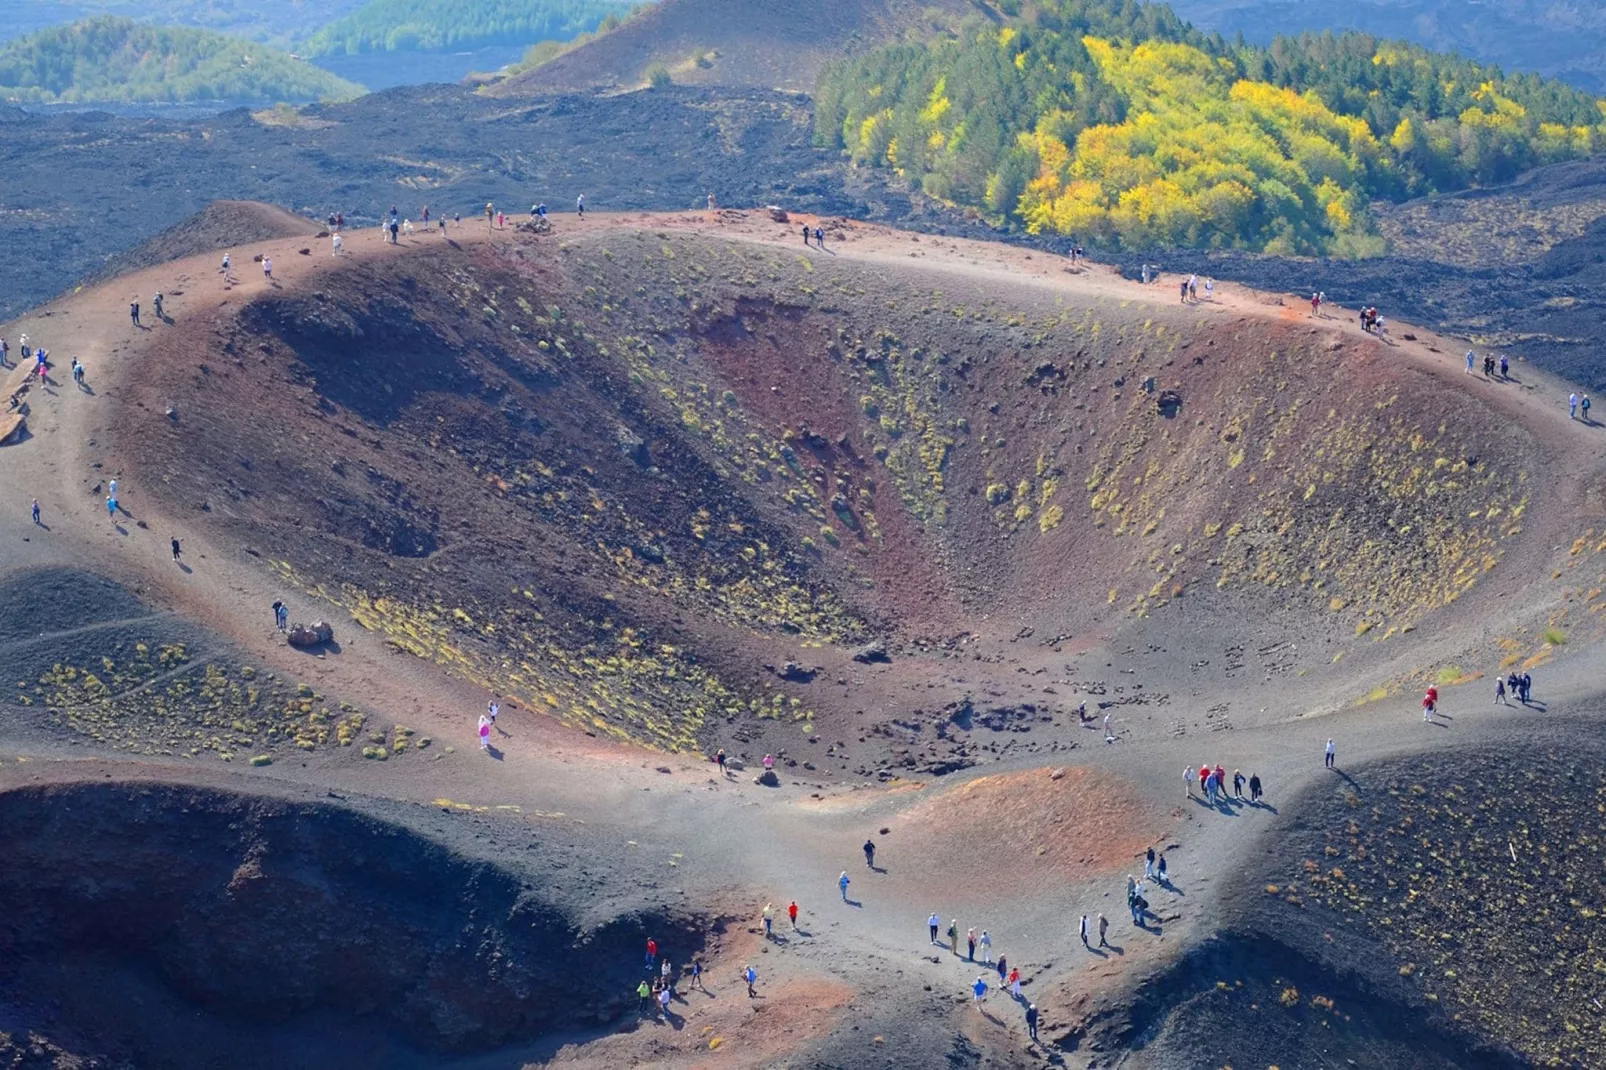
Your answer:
0;783;704;1054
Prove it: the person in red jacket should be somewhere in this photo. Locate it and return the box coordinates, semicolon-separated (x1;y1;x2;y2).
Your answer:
646;937;658;968
788;901;799;928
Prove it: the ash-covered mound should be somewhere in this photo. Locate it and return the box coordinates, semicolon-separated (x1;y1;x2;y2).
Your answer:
85;200;321;288
492;0;975;93
0;782;710;1068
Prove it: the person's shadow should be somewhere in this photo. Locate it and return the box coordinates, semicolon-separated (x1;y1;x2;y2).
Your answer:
843;897;862;908
1247;800;1279;814
1084;945;1109;959
77;381;95;396
1333;769;1361;793
177;562;193;575
868;864;887;874
793;927;812;938
487;744;505;761
1101;941;1125;955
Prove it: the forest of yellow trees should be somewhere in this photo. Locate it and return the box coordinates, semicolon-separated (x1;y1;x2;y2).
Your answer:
815;2;1606;255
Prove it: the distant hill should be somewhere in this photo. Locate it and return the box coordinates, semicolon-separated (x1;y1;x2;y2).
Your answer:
0;17;365;105
304;0;638;56
1170;0;1606;94
491;0;981;94
0;0;368;49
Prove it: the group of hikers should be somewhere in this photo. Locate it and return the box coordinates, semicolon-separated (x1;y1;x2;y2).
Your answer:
1418;669;1536;721
1;334;87;403
1467;350;1512;380
1358;306;1388;336
1185;761;1263;806
635;937;712;1020
315;196;591;251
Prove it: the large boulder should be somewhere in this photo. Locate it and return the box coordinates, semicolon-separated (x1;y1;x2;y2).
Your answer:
287;620;334;648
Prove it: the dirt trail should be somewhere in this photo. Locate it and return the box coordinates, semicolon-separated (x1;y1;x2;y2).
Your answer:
2;208;1605;1067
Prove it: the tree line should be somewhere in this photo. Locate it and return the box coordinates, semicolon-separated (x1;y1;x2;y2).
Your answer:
814;0;1606;255
0;16;363;104
304;0;636;55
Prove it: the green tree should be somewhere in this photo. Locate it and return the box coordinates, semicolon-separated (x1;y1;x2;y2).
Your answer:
0;16;363;105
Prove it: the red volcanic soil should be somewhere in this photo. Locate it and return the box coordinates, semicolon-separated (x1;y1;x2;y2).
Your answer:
893;766;1158;898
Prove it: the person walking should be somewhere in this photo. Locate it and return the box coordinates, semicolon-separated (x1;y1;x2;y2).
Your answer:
947;919;959;956
1157;854;1168;882
1466;351;1476;375
577;194;586;217
802;223;810;246
332;233;344;256
967;927;977;962
1584;395;1593;423
788;900;798;928
1233;770;1245;799
689;959;704;991
1499;354;1509;378
30;499;40;526
715;747;727;775
929;912;941;945
1185;764;1195;796
170;537;182;564
744;964;757;998
1521;672;1532;704
995;955;1007;983
1;337;10;367
1026;1003;1039;1041
815;226;824;249
478;714;491;751
130;300;141;327
1145;847;1156;880
657;985;671;1018
972;976;988;1005
1249;773;1262;802
637;979;652;1013
106;496;117;522
1079;914;1089;946
487;699;500;725
863;838;876;867
979;929;992;964
1009;966;1022;999
1325;738;1336;768
1097;914;1108;948
1570;393;1579;420
762;902;774;938
1495;677;1507;705
1423;692;1435;722
272;600;286;631
646;937;657;967
839;871;850;901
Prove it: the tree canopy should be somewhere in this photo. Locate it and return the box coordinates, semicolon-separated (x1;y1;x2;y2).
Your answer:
0;16;364;105
304;0;638;56
814;0;1606;255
